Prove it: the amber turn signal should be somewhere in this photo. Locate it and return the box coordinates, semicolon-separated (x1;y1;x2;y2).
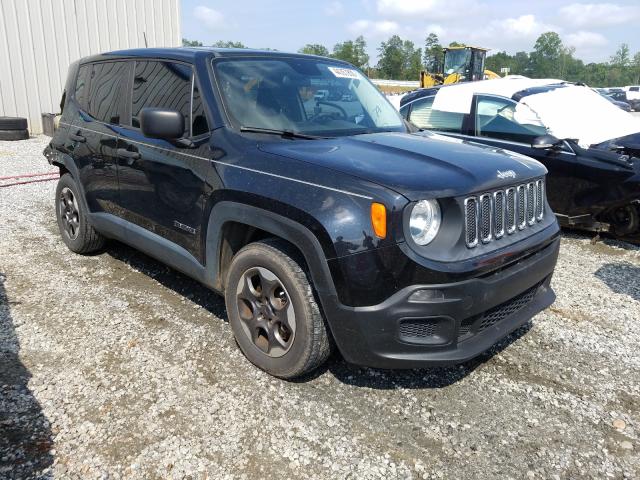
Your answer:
370;202;387;239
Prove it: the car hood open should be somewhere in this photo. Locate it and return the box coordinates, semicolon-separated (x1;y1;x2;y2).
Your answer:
258;131;547;200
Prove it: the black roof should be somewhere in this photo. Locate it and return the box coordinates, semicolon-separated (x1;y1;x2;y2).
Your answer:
79;47;350;65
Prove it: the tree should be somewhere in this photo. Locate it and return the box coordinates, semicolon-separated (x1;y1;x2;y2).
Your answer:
448;41;465;47
530;32;563;78
610;43;631;67
513;51;530;75
377;35;405;79
354;36;370;69
332;36;369;69
299;44;330;57
212;41;246;48
182;38;203;47
377;35;422;80
486;50;531;76
423;33;443;73
485;51;512;75
405;42;423;80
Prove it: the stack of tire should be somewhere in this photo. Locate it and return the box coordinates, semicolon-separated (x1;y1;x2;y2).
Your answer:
0;117;29;141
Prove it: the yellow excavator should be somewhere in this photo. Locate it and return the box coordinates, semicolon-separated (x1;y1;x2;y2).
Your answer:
420;46;501;88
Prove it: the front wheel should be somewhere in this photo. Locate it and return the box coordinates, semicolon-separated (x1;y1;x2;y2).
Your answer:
225;239;332;379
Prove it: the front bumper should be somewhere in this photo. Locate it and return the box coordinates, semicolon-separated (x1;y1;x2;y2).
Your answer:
324;235;560;369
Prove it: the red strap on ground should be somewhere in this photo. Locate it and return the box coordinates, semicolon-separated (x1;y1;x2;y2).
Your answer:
0;172;59;181
0;173;59;188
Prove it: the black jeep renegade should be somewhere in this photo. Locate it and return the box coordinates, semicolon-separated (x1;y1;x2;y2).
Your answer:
45;48;560;378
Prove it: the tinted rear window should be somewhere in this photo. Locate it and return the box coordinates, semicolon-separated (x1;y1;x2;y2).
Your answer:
74;65;91;112
86;62;129;124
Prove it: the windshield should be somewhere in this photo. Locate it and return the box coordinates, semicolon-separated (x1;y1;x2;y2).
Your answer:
444;49;471;76
213;57;406;137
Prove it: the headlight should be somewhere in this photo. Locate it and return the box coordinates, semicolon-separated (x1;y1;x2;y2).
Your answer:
409;200;441;245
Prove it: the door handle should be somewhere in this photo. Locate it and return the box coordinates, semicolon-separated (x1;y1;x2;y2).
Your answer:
69;132;86;143
117;148;141;164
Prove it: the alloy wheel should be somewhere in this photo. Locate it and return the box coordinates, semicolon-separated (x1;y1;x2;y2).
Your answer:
59;187;80;240
235;267;296;358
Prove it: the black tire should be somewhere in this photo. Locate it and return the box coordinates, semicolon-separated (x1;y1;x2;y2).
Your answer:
0;129;29;141
0;116;28;130
610;203;640;237
225;239;332;379
55;174;105;254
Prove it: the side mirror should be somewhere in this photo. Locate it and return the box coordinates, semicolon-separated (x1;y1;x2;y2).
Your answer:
531;134;560;150
140;108;185;140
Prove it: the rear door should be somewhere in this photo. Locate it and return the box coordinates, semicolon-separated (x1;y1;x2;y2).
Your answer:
115;59;212;261
69;61;130;214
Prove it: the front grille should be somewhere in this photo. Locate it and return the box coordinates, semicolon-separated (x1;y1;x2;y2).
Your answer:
465;198;478;247
517;185;526;229
464;179;545;248
478;284;539;331
506;188;516;234
399;319;438;338
526;183;535;225
494;191;505;238
458;283;541;341
536;181;544;220
480;194;492;243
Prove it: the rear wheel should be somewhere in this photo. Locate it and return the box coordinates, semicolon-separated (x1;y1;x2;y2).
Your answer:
55;174;105;254
225;239;332;379
610;203;640;237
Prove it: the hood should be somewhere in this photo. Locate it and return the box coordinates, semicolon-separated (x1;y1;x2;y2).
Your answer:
591;132;640;162
258;131;546;200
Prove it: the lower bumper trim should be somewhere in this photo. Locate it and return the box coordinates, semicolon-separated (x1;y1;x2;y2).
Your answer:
323;236;560;369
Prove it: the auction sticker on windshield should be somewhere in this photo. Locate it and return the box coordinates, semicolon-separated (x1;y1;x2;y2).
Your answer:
328;67;361;79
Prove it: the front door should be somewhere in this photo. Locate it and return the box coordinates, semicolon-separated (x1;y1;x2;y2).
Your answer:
115;60;212;261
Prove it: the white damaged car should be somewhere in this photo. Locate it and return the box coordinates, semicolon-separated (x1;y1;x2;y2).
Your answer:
400;78;640;238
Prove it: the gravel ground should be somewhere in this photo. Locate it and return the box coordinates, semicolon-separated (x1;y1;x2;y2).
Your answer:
1;136;639;479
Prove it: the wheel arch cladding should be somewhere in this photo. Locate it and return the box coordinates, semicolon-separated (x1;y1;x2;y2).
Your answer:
205;201;342;311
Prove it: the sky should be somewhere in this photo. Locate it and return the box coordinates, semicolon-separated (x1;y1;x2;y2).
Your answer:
180;0;640;64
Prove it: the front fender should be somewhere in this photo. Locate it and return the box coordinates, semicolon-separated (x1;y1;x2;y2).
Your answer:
205;201;340;302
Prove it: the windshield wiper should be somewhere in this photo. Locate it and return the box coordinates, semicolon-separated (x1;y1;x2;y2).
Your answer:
240;126;321;140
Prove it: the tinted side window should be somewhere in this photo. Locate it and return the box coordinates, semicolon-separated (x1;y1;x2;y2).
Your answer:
630;87;639;92
86;62;128;124
75;65;91;112
192;83;209;136
132;61;191;135
408;97;464;133
475;96;547;143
